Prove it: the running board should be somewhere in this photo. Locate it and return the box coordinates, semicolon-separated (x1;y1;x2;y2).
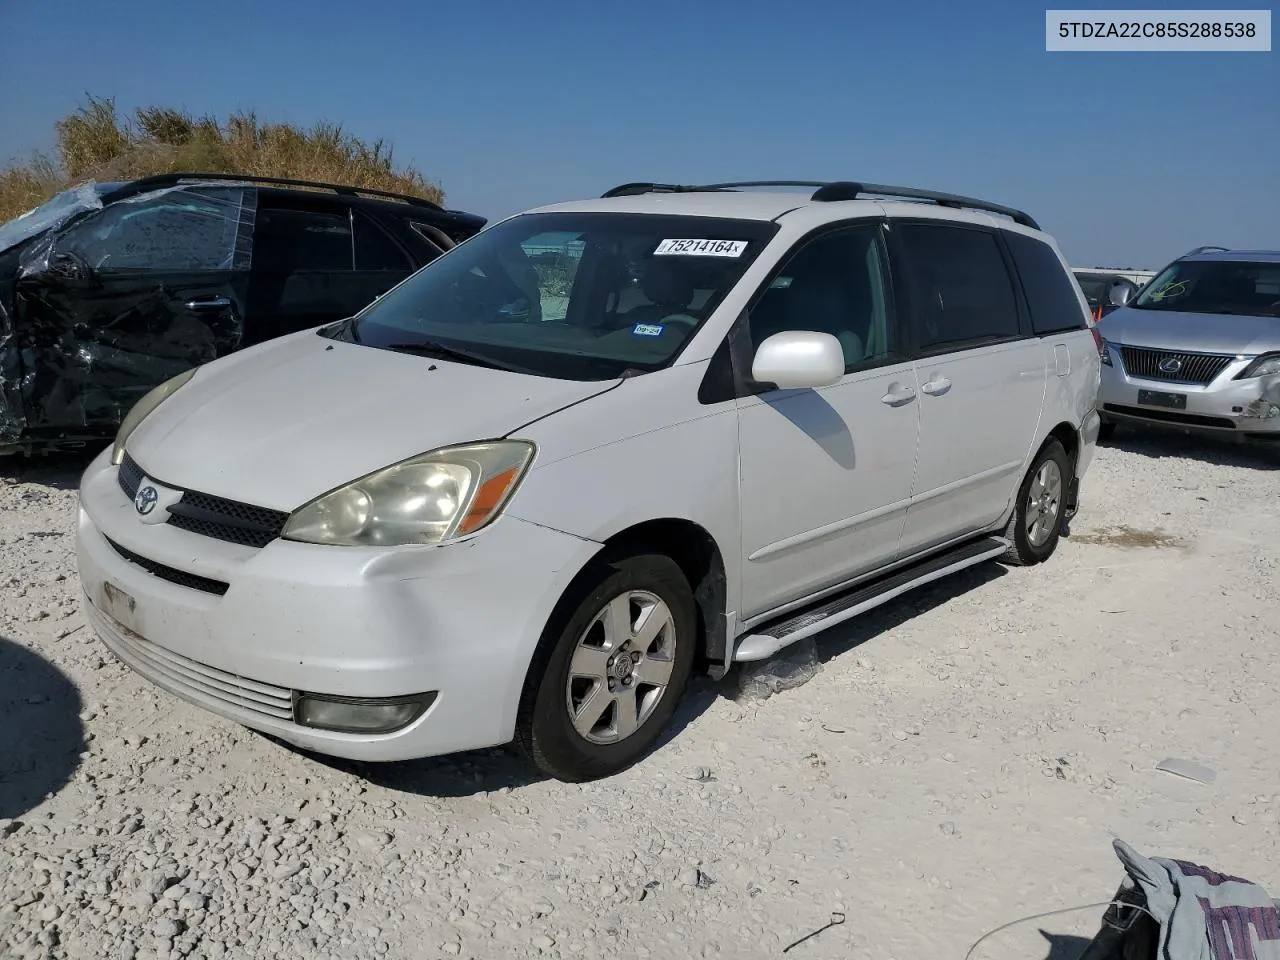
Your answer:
732;535;1009;663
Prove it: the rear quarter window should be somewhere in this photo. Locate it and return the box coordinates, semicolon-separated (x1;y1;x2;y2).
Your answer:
1004;231;1089;335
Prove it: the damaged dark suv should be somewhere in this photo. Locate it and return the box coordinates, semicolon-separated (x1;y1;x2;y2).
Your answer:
0;173;486;455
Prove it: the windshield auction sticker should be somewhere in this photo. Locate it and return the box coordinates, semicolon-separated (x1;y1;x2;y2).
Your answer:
653;239;748;257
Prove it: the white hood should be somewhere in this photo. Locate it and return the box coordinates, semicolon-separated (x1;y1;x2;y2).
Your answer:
127;330;619;510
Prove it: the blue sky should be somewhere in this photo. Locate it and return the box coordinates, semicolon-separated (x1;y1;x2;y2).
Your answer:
1;0;1276;268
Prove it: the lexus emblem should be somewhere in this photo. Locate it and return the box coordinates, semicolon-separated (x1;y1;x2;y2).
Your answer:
134;485;159;516
1158;357;1182;374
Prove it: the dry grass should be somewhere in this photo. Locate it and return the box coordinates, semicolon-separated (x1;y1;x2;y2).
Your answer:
0;95;444;223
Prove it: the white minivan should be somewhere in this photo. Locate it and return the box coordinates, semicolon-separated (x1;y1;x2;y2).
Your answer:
75;180;1102;782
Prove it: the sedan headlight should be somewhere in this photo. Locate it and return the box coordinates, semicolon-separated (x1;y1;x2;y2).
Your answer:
1236;353;1280;379
111;368;197;465
282;440;535;547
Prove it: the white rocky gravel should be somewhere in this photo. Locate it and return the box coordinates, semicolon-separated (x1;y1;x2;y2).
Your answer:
2;429;1278;960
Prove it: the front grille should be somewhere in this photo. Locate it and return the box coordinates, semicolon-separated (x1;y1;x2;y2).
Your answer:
104;536;230;596
118;452;144;500
1103;403;1237;430
115;453;289;548
90;604;295;722
1119;346;1233;385
165;493;289;549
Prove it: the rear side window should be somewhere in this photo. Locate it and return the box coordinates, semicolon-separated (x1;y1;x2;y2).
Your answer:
253;207;352;272
895;223;1020;351
354;212;412;271
1004;230;1088;334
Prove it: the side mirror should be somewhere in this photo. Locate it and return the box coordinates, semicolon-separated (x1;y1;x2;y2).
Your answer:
1108;279;1137;307
751;331;844;390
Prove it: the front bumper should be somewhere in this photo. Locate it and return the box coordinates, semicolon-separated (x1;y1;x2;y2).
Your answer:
75;448;601;762
1098;348;1280;438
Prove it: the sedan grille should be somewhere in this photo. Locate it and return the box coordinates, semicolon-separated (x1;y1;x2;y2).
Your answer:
116;452;289;549
1118;346;1234;385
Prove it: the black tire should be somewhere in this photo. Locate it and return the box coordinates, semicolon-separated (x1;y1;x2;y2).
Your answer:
516;552;697;782
1097;419;1117;442
1002;438;1071;567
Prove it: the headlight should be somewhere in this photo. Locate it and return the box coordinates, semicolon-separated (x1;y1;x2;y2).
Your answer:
111;368;197;465
282;440;535;547
1099;339;1113;366
1236;353;1280;379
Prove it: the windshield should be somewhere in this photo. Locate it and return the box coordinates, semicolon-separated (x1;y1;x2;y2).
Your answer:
0;181;121;254
1133;258;1280;317
339;211;779;380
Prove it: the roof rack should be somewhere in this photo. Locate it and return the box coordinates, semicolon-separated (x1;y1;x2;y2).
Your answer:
600;179;1040;230
111;172;445;211
1181;245;1230;258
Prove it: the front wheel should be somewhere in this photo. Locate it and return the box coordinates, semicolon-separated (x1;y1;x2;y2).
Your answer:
1002;439;1070;566
516;553;696;782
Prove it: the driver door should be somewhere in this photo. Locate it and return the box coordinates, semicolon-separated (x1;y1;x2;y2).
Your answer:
14;186;254;437
736;222;921;619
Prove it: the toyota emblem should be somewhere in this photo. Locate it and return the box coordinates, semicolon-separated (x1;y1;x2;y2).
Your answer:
1158;357;1182;374
134;485;159;516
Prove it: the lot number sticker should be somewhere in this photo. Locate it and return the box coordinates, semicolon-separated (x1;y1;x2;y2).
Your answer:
653;239;747;257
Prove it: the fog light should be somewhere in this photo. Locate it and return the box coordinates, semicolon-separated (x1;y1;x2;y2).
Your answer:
294;692;437;733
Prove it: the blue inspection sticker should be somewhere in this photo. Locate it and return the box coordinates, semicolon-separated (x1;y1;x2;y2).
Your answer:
632;323;665;337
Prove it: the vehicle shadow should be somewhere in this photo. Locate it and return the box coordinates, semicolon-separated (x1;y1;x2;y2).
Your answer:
0;636;85;819
300;668;729;798
307;743;547;798
1102;423;1279;470
764;561;1007;672
0;449;99;491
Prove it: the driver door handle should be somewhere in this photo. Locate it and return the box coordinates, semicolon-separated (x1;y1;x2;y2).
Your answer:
880;384;916;406
921;376;952;396
184;297;232;312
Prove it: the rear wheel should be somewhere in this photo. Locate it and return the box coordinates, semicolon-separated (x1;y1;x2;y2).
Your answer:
1002;439;1070;566
516;553;696;782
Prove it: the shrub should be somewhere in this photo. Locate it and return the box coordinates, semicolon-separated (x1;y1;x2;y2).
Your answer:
0;95;444;224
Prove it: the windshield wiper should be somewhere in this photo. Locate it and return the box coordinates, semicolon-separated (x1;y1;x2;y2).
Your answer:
381;340;531;374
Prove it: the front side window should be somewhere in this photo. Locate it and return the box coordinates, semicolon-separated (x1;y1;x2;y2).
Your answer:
1133;259;1280;318
57;186;252;272
746;224;896;372
341;212;778;380
896;223;1021;351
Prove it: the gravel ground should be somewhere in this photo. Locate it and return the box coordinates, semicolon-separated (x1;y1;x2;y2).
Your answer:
2;427;1278;960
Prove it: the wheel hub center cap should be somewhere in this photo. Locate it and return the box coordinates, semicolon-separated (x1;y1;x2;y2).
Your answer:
612;656;634;680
